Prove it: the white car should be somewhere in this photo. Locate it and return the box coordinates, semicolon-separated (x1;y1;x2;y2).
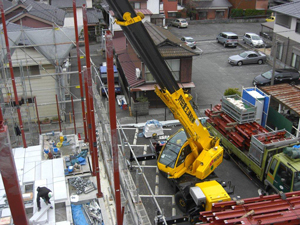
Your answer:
243;33;264;48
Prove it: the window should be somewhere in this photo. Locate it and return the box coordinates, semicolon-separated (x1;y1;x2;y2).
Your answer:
130;2;140;9
269;158;278;175
276;14;291;29
166;59;180;81
167;12;177;18
145;59;180;82
199;12;207;19
216;11;224;18
276;42;283;60
296;20;300;34
291;53;300;70
12;65;40;78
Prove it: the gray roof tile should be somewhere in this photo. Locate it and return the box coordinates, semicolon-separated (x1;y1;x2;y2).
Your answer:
21;0;66;26
271;1;300;19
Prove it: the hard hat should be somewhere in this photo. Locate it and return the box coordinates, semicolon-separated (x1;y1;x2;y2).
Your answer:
48;192;53;198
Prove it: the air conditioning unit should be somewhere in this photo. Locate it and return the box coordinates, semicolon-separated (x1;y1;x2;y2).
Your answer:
136;68;141;79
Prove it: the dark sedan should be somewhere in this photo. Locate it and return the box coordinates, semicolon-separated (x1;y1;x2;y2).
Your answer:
253;69;300;86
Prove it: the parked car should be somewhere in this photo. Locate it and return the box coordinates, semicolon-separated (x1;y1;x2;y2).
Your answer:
228;51;266;66
266;16;275;22
253;69;300;86
181;36;196;49
243;33;265;48
216;32;239;47
171;19;188;28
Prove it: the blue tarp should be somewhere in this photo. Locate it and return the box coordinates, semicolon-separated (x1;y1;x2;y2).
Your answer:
71;204;88;225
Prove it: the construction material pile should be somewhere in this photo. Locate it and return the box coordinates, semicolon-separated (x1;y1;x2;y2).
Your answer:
199;191;300;225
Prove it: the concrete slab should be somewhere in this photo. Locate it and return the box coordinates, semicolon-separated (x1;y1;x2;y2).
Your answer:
29;204;51;224
53;158;65;178
13;147;25;159
53;177;67;201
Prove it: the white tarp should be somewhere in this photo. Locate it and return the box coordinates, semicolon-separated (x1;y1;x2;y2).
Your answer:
0;31;21;64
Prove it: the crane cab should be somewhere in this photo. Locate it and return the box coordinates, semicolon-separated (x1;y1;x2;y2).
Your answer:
157;129;193;177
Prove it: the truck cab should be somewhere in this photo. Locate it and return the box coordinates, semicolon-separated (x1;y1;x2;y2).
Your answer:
265;149;300;193
99;64;121;96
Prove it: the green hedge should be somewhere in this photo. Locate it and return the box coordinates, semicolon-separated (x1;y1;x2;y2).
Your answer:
230;9;268;18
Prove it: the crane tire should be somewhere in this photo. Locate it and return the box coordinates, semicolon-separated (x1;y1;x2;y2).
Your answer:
175;192;188;213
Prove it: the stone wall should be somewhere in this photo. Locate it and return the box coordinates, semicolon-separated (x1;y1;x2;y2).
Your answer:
130;97;149;116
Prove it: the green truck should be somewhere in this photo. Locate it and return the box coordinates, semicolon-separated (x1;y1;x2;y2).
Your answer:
205;96;300;194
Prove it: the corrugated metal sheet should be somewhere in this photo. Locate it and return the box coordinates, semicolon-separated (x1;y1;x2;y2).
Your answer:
259;83;300;115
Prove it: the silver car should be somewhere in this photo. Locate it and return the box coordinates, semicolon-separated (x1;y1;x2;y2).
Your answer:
181;36;196;49
228;51;266;66
171;18;188;28
243;33;265;48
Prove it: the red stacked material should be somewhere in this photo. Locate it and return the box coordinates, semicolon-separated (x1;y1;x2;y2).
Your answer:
199;191;300;225
205;105;272;151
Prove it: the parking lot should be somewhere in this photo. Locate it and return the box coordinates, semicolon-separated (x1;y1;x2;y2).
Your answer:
168;22;272;107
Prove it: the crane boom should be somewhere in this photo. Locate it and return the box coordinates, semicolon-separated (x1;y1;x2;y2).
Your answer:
105;0;223;180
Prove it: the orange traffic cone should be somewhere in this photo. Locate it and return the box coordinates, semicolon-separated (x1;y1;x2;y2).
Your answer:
78;133;82;140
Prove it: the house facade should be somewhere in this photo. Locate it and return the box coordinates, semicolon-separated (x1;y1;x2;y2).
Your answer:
270;1;300;70
112;21;198;108
0;0;75;125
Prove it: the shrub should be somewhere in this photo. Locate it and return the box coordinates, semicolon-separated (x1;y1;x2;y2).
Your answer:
224;88;241;96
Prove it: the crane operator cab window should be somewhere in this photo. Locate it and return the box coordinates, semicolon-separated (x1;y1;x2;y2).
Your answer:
158;130;187;168
293;171;300;191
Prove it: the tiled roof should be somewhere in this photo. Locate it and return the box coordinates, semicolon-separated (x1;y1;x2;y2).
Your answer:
270;1;300;19
192;0;232;8
113;22;198;87
50;0;86;8
118;51;145;87
18;0;66;26
144;22;199;58
87;8;104;24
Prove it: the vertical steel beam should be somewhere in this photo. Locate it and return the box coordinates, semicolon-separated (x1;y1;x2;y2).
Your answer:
73;0;87;142
106;30;122;225
83;4;102;198
71;96;77;134
55;94;62;132
0;1;27;148
34;97;41;134
0;106;29;225
83;69;94;173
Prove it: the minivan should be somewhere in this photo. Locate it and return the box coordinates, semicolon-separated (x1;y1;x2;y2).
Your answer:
216;32;239;47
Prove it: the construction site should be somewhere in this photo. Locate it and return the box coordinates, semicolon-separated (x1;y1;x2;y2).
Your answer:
2;0;300;225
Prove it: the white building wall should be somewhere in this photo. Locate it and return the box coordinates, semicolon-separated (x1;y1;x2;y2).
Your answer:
273;17;300;42
64;8;83;27
147;0;160;14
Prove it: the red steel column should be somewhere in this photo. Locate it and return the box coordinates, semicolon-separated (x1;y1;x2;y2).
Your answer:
0;106;29;225
73;0;87;142
0;1;27;148
55;94;62;132
71;96;77;134
106;30;122;225
34;97;41;134
83;69;94;173
83;5;102;198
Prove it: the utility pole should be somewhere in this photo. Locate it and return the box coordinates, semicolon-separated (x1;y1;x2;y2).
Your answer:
271;33;277;85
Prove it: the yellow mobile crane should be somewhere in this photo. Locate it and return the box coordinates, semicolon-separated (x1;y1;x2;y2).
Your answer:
106;0;232;219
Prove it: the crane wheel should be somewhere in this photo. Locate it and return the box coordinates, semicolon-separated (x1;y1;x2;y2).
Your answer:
175;192;187;213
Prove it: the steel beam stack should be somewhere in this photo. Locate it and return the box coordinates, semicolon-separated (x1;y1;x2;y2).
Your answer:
199;191;300;225
205;104;268;151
